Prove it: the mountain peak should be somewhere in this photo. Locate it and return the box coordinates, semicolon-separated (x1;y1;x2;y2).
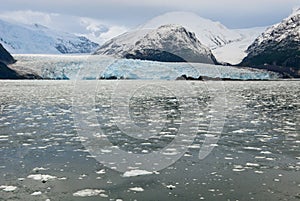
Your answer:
140;11;242;49
95;24;217;64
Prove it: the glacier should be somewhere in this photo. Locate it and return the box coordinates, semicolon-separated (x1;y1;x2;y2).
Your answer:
12;54;279;80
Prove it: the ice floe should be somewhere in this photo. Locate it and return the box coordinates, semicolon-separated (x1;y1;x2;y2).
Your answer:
0;185;17;192
73;189;107;197
123;170;154;177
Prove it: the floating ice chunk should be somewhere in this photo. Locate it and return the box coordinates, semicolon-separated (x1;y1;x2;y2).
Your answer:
73;189;106;197
32;167;49;172
260;151;272;154
243;147;262;151
96;169;106;174
232;168;245;172
166;185;176;189
129;187;144;192
0;185;17;192
232;165;245;172
101;149;112;153
27;174;57;181
31;191;42;196
188;144;201;149
246;163;260;167
123;170;154;177
254;171;264;174
162;151;179;156
58;108;72;113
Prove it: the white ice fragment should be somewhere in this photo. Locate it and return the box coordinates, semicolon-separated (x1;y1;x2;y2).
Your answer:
129;187;144;192
232;168;245;172
27;174;57;181
73;189;106;197
254;171;264;174
96;169;106;174
123;170;154;177
166;185;176;189
243;147;262;151
0;185;17;192
31;191;42;196
260;151;272;154
246;163;260;167
32;167;49;172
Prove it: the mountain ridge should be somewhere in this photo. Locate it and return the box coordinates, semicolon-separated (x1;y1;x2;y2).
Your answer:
95;24;218;64
240;8;300;77
0;19;100;54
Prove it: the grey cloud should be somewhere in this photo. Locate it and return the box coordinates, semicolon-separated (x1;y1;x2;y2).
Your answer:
0;0;298;28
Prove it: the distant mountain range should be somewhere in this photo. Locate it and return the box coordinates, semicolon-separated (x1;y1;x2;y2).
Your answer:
0;19;99;54
95;11;267;65
95;10;299;77
0;9;299;78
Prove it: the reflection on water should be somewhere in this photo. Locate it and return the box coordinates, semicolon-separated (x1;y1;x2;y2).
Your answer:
0;80;299;201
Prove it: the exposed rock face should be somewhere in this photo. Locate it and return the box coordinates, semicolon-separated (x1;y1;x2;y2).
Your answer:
0;43;41;79
240;8;300;77
95;25;218;64
0;43;16;65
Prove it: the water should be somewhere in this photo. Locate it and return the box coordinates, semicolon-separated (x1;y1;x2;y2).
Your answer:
0;80;299;201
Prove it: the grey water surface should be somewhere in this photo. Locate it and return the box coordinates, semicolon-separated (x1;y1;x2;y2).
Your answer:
0;80;299;201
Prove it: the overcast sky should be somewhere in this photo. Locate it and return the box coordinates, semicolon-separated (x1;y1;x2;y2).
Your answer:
0;0;299;28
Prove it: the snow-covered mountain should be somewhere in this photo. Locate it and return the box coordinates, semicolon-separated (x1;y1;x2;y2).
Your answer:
94;11;264;64
95;24;218;64
140;11;242;50
0;19;100;54
0;10;128;45
240;8;300;77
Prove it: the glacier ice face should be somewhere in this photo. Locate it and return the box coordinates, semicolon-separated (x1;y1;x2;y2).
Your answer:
13;55;279;80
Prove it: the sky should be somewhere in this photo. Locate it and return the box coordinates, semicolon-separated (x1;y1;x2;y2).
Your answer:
0;0;299;28
0;0;299;44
